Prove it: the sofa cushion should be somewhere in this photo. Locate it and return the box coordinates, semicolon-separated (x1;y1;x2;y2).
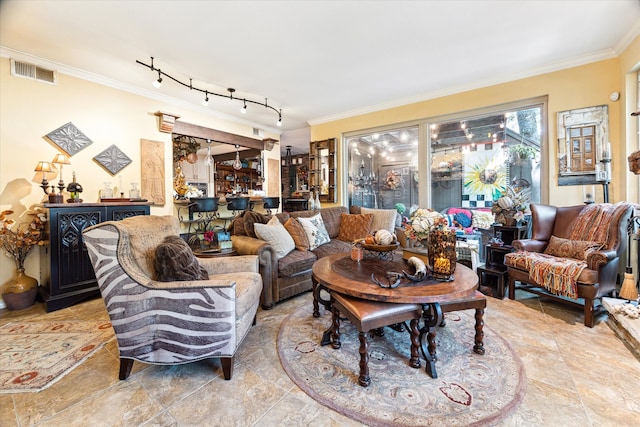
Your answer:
278;249;317;277
543;235;603;261
311;238;352;259
337;213;374;242
298;213;331;250
505;252;598;284
284;217;310;251
361;207;397;233
254;216;295;259
154;235;209;281
243;211;271;238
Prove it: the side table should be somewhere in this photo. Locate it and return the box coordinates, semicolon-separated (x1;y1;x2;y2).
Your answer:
477;244;513;299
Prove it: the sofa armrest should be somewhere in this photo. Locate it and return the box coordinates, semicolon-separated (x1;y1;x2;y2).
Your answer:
512;239;547;253
585;249;617;271
199;255;259;275
231;235;277;309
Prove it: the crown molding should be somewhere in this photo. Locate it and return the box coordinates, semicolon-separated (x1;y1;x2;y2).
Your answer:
308;48;619;127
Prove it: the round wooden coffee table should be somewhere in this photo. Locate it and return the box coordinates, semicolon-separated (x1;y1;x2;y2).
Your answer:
312;253;480;378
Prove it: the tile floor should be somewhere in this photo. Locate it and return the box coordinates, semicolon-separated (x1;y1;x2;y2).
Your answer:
1;289;639;426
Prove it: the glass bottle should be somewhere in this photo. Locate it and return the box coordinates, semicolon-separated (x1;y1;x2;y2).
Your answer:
129;183;140;199
102;182;113;199
314;191;321;210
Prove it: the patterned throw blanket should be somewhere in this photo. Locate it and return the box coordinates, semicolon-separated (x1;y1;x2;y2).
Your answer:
513;203;630;298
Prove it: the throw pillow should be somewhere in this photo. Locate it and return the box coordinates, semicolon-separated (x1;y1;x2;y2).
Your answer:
543;235;603;261
361;207;397;233
243;211;270;238
337;213;374;242
454;212;472;228
232;212;247;236
472;210;494;230
254;216;296;258
154;235;209;281
284;217;310;251
297;213;331;250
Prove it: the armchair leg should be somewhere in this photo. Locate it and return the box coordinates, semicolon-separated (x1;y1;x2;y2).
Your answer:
508;276;516;300
119;358;134;380
221;356;234;380
584;298;595;328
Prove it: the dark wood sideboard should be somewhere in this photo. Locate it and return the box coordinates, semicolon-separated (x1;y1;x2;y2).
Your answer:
39;202;151;312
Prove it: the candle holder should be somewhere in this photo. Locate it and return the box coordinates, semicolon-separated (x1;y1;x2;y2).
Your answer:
427;228;457;281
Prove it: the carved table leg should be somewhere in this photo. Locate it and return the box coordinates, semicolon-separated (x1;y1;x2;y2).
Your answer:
473;307;485;355
358;331;371;387
312;277;320;318
329;306;341;349
419;302;443;378
409;318;421;368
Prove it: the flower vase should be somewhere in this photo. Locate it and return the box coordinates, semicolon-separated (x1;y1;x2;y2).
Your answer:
1;268;38;310
503;210;517;226
427;229;457;281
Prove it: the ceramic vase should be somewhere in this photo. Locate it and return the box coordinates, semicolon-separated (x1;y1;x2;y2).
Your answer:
1;268;38;310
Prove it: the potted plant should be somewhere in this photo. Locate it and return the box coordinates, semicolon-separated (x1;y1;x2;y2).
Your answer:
0;209;47;310
509;144;537;162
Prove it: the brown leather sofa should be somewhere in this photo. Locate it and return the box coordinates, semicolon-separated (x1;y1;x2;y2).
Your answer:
505;203;633;327
231;206;351;309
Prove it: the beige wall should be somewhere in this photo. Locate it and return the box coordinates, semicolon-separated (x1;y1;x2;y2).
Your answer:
0;56;280;292
311;45;640;209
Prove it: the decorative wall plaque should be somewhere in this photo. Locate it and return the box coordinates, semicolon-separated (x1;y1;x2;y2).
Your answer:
93;144;132;175
44;122;93;156
140;139;166;206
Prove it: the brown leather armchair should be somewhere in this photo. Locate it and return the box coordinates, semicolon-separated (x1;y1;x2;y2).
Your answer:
505;203;633;327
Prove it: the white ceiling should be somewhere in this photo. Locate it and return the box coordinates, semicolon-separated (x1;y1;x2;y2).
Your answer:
1;0;639;156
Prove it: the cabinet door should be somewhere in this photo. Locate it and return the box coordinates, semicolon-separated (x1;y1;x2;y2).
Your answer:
107;205;150;221
50;207;104;292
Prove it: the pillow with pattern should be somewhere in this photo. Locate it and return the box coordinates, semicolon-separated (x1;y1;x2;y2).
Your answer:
297;213;331;250
543;235;603;261
155;235;208;281
284;217;310;251
337;213;374;242
254;216;296;258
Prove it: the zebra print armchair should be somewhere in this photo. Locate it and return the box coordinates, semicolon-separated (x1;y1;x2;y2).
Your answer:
82;215;262;380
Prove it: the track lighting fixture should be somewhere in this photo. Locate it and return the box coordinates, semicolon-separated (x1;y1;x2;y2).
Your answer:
138;57;283;126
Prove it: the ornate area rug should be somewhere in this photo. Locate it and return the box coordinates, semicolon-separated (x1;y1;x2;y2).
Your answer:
0;321;113;393
278;305;526;427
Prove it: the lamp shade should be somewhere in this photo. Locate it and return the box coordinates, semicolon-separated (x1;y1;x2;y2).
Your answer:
34;161;53;173
52;153;70;165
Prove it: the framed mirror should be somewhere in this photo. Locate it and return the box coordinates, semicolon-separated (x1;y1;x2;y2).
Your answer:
309;138;336;202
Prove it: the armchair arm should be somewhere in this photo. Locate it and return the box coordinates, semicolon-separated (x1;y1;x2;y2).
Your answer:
512;239;547;253
585;249;617;271
199;255;259;275
231;235;277;309
144;277;236;290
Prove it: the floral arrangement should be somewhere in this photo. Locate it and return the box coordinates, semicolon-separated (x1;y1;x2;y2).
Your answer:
203;230;215;243
384;170;404;190
0;209;47;270
404;208;448;241
491;185;531;223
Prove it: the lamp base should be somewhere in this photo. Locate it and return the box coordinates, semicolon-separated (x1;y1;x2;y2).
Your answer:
48;193;64;203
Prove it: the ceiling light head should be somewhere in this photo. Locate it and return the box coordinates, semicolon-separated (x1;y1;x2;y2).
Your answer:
152;71;162;88
277;110;282;127
202;91;209;107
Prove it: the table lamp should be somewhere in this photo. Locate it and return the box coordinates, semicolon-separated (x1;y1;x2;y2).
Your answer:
52;153;70;193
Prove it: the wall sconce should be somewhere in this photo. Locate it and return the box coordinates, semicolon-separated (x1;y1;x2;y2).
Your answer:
52;153;70;193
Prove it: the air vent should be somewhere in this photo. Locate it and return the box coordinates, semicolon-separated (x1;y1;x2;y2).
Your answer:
253;127;264;137
11;59;57;84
